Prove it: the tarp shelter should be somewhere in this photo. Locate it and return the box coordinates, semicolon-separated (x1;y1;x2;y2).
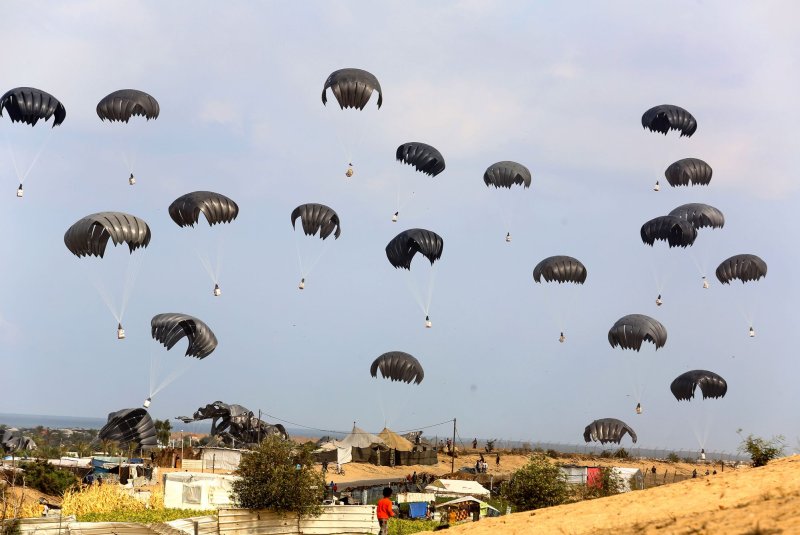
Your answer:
612;467;644;491
163;471;238;510
200;447;244;472
425;479;490;498
314;441;353;466
408;501;429;519
437;496;500;519
316;425;386;464
378;428;414;451
376;427;438;466
559;465;643;492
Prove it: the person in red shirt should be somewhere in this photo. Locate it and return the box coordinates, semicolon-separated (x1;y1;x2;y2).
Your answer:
376;487;395;535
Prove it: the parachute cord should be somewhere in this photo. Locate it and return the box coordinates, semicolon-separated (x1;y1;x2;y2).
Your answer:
119;252;144;323
424;267;437;316
294;233;306;278
2;128;22;181
402;268;427;316
688;250;706;277
149;357;195;399
148;346;157;398
302;238;334;279
20;129;53;183
196;249;218;284
91;278;122;323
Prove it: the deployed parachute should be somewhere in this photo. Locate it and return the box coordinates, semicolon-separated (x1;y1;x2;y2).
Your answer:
97;89;160;122
640;215;697;248
483;161;531;189
370;351;424;384
584;418;637;444
64;212;151;258
396;142;445;177
533;256;587;284
715;254;767;284
151;313;218;359
291;203;341;240
668;203;725;229
608;314;667;351
664;158;712;187
386;228;443;269
98;408;157;449
641;105;697;137
322;68;383;110
169;191;239;227
0;87;66;127
670;370;728;401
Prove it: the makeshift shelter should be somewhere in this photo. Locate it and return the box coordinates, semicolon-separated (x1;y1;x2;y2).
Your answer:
315;425;385;465
559;465;644;492
424;479;490;498
313;441;353;466
200;447;244;472
437;496;500;521
377;427;438;466
163;472;237;510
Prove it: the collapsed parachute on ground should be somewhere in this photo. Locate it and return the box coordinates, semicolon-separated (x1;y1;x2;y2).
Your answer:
64;212;151;258
322;68;383;110
0;87;66;127
169;191;239;227
640;215;697;248
386;228;443;269
608;314;667;351
291;203;341;240
664;158;712;187
370;351;424;384
98;408;157;449
96;89;160;122
584;418;637;445
483;161;531;189
151;313;218;359
533;256;587;284
668;203;725;229
641;105;697;137
1;429;36;454
716;254;768;284
396;142;445;177
670;370;728;401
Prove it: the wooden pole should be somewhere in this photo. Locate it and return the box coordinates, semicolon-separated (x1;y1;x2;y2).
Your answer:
451;418;456;474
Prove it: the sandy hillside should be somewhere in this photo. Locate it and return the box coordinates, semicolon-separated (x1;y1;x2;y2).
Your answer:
419;455;800;535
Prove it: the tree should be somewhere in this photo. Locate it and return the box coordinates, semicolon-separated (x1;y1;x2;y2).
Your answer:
582;467;625;499
231;435;325;516
154;419;172;447
20;460;79;495
738;432;785;467
501;454;570;512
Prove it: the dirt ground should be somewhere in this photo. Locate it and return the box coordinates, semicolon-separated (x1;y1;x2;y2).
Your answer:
416;455;800;535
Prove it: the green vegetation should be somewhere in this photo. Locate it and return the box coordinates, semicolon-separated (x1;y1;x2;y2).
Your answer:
666;452;680;463
387;518;440;535
738;432;785;467
20;460;79;495
77;509;216;523
231;435;325;516
500;454;570;512
581;467;624;499
154;419;172;447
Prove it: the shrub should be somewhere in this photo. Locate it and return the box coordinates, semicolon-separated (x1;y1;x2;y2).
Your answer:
62;484;163;517
387;518;440;535
546;449;560;459
613;448;629;459
20;461;79;495
666;452;680;463
582;467;625;499
739;433;785;467
500;454;569;512
599;450;612;458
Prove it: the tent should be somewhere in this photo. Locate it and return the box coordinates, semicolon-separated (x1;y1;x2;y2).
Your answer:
315;425;385;465
424;479;490;498
377;427;438;466
437;496;500;520
378;428;414;451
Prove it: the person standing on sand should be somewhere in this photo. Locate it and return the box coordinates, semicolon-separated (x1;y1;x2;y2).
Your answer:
496;453;500;466
377;487;395;535
473;438;478;449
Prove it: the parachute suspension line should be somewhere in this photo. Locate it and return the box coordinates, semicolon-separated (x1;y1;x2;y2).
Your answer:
196;250;217;284
303;238;334;279
424;266;437;316
293;233;306;278
402;268;427;317
118;252;145;323
91;277;122;323
688;250;706;278
19;129;53;183
148;346;157;399
149;355;195;399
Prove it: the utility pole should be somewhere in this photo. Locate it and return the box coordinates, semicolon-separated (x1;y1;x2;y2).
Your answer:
257;410;262;443
451;418;456;474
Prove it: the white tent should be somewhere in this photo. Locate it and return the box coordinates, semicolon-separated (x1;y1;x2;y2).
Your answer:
437;496;500;518
314;441;353;465
424;479;490;498
611;467;644;491
337;426;385;449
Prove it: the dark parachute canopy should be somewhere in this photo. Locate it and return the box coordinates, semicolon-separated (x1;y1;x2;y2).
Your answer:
670;370;728;401
533;256;587;284
483;161;531;189
608;314;667;351
641;105;697;137
64;212;151;258
291;203;341;240
640;215;697;248
668;203;725;229
97;89;160;122
715;254;768;284
98;408;157;449
322;68;383;110
386;228;444;270
584;418;637;445
396;142;445;177
169;191;239;227
151;313;218;360
0;87;65;127
664;158;712;187
370;351;424;384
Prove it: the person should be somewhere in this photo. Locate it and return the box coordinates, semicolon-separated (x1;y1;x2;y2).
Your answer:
333;483;338;493
705;469;710;476
496;453;500;466
651;466;657;475
712;470;717;475
700;449;706;461
412;471;417;484
377;487;395;535
329;480;335;496
472;438;478;449
692;469;697;478
322;460;328;474
475;460;481;473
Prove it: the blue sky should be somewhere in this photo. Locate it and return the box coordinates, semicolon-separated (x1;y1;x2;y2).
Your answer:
0;0;797;452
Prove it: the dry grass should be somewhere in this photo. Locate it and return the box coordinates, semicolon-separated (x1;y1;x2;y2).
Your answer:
61;484;163;517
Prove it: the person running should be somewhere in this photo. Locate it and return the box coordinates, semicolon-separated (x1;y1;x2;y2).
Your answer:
377;487;395;535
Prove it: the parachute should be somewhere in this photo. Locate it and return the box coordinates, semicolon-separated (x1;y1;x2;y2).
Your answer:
483;161;531;189
670;370;728;401
322;68;383;110
396;142;445;177
151;313;218;359
668;203;725;229
370;351;424;384
664;158;712;187
97;89;160;122
640;215;697;248
98;408;157;449
715;254;767;284
169;191;239;227
641;105;697;137
533;256;587;284
291;203;341;240
0;87;66;127
583;418;637;445
608;314;667;351
64;212;152;258
386;228;444;270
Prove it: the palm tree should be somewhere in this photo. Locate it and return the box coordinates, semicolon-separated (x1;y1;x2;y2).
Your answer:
154;419;172;447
